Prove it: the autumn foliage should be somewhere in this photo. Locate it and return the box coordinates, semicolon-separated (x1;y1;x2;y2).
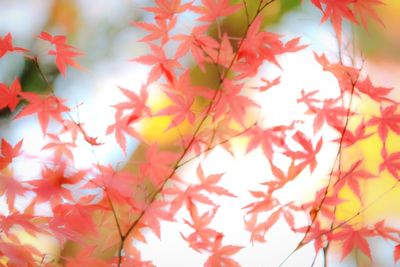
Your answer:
0;0;399;266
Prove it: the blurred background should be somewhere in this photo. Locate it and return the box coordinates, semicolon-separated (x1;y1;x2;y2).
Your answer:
1;0;400;266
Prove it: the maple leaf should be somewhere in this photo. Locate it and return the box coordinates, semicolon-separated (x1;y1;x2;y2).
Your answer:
244;210;280;244
52;204;97;236
0;33;27;59
333;159;376;197
238;16;283;67
379;146;400;179
196;165;236;197
134;17;177;45
268;160;305;189
329;224;374;260
356;76;395;103
296;221;327;252
28;164;84;206
173;25;219;70
332;119;373;147
0;174;28;210
207;80;259;126
42;133;76;162
140;144;177;186
135;43;182;84
204;233;243;267
373;221;400;243
141;200;174;238
216;33;235;69
38;32;83;76
353;0;384;29
302;188;345;220
156;90;195;131
307;97;348;133
0;138;23;171
313;0;358;42
0;79;21;111
367;104;400;142
182;200;219;251
192;0;242;23
92;165;140;208
284;131;323;173
143;0;193;20
164;183;214;215
114;85;151;114
106;109;142;153
15;93;70;135
243;190;277;215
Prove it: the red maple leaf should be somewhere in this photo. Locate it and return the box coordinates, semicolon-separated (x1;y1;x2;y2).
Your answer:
182;200;219;252
307;97;348;133
356;76;394;103
139;144;178;186
173;25;219;70
92;165;139;207
329;224;374;260
333;159;376;197
353;0;384;29
164;183;213;214
238;16;283;67
312;0;358;41
106;109;142;153
204;233;243;267
0;79;21;111
367;104;400;142
285;131;323;173
156;90;195;131
244;210;280;244
15;93;70;135
197;165;236;197
52;203;98;237
28;164;84;206
268;160;305;189
134;17;177;45
135;43;182;84
0;33;27;59
38;32;83;76
0;138;23;170
379;146;400;179
192;0;242;23
208;80;259;126
141;200;174;238
113;85;151;117
246;125;289;160
143;0;193;20
332;119;373;147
